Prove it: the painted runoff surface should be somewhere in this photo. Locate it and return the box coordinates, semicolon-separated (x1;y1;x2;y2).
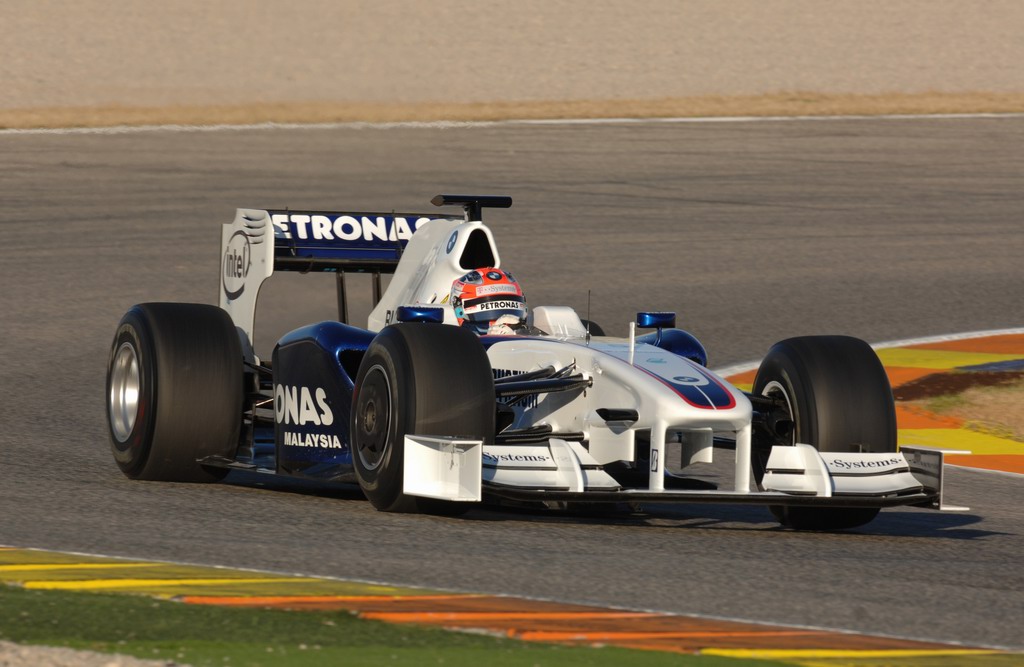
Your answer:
0;547;1009;665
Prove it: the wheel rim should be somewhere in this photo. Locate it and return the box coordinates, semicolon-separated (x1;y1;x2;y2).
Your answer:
109;342;140;442
355;365;392;471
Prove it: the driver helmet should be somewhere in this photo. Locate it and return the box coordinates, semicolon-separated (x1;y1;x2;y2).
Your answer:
450;268;527;335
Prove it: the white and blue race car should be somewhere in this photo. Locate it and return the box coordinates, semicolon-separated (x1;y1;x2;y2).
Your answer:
106;195;965;530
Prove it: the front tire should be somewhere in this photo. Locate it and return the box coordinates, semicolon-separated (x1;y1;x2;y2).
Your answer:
752;335;896;530
107;303;242;482
351;324;495;513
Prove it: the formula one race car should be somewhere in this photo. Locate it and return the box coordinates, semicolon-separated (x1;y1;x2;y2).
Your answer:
106;194;966;530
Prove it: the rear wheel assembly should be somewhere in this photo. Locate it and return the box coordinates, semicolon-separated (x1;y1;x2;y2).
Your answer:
107;303;243;482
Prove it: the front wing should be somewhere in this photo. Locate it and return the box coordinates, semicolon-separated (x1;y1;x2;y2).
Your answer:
402;437;968;512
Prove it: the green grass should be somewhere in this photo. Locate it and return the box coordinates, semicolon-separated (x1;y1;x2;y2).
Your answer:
918;377;1024;443
0;584;780;667
924;393;969;414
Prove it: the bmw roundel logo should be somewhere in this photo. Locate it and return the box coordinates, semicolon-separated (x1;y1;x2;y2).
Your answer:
446;231;458;254
487;271;502;280
672;373;709;387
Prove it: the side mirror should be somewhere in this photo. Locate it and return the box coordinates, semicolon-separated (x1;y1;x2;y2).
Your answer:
636;312;676;329
396;306;445;324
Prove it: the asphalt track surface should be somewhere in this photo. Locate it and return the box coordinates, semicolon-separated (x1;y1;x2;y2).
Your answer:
1;116;1022;649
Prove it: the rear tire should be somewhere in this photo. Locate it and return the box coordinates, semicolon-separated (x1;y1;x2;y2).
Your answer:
752;335;896;530
351;324;495;513
107;303;242;482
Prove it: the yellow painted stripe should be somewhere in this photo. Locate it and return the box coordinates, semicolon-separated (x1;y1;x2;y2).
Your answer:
0;563;163;572
702;648;1000;659
24;577;318;591
181;594;481;605
363;611;657;622
875;348;1020;370
900;429;1023;455
518;629;825;641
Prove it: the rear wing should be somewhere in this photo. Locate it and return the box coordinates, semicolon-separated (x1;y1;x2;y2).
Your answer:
269;210;464;273
221;209;462;360
220;195;512;361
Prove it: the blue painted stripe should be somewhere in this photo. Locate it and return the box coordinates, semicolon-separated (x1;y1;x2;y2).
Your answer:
957;359;1024;372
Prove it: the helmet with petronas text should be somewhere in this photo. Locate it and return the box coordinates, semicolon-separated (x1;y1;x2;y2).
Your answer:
449;268;527;335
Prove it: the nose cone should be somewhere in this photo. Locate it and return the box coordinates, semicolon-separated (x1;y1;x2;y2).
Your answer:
592;341;752;430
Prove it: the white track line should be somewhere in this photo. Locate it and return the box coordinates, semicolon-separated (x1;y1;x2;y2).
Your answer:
3;112;1024;136
958;466;1024;479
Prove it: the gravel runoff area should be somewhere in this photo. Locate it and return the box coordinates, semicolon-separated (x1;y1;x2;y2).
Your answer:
0;641;186;667
3;0;1024;127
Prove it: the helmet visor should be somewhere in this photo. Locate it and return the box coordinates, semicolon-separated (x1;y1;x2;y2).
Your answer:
462;296;526;324
464;308;527;324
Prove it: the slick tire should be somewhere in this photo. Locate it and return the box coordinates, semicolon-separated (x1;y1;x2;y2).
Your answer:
752;335;897;531
351;323;495;514
107;303;243;482
580;319;606;336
